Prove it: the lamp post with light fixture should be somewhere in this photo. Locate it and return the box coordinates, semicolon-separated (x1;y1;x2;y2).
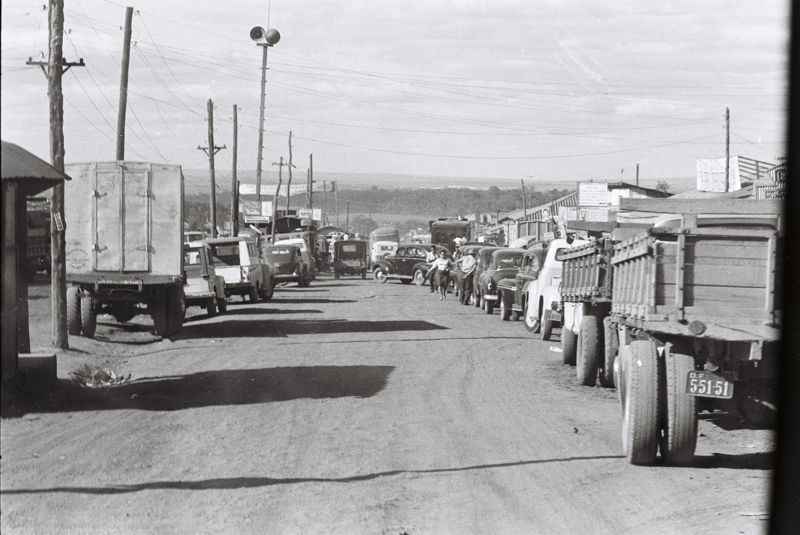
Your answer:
250;25;280;208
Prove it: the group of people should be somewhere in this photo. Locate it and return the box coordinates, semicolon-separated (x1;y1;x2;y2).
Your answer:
424;237;477;301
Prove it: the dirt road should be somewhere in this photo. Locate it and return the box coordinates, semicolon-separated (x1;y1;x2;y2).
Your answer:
1;277;773;534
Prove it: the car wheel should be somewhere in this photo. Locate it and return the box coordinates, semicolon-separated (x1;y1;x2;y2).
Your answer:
413;269;425;286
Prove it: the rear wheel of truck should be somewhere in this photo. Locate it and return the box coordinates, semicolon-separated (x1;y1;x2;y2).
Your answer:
600;316;618;388
485;299;494;314
576;314;601;386
659;350;697;465
500;296;511;320
169;287;185;335
621;340;660;465
206;297;218;317
561;327;577;365
249;286;259;302
541;309;554;341
151;297;170;337
67;286;81;335
80;292;97;338
217;296;227;314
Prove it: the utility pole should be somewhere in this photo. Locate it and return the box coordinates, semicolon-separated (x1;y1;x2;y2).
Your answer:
197;99;226;237
307;153;314;209
231;104;239;235
725;107;731;192
285;131;296;212
26;0;85;349
271;156;287;240
115;6;133;160
322;180;327;224
345;201;350;232
520;178;528;219
332;180;339;226
635;163;640;186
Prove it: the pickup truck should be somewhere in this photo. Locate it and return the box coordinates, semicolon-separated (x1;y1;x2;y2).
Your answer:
206;237;273;302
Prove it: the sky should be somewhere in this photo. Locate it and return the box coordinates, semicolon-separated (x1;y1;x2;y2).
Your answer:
0;0;790;186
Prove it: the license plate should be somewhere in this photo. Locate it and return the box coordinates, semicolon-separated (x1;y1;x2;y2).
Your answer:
686;370;734;399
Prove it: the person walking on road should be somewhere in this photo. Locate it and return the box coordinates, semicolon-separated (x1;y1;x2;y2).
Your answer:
425;247;438;293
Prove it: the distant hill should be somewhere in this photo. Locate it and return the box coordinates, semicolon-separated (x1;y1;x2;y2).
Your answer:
183;168;696;195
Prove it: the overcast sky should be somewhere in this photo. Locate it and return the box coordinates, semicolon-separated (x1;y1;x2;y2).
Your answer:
1;0;790;184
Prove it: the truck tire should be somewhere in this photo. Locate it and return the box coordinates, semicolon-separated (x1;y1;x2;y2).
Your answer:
217;296;227;314
375;268;388;284
621;340;660;465
659;351;697;465
561;327;577;365
500;294;511;321
67;286;81;335
151;297;170;337
600;316;618;388
361;269;367;280
576;314;601;386
541;309;554;341
249;286;259;302
80;293;97;338
485;299;494;314
207;297;218;317
169;287;185;335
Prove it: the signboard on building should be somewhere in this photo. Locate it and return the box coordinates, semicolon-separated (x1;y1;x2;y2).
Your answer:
696;157;741;192
578;207;609;222
297;208;312;219
577;182;609;207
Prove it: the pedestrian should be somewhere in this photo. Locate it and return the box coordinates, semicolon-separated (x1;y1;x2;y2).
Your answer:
425;247;438;293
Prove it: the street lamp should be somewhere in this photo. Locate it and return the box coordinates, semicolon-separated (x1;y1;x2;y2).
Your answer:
250;25;280;208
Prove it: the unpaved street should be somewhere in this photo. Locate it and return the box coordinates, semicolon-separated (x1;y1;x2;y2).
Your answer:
1;277;773;534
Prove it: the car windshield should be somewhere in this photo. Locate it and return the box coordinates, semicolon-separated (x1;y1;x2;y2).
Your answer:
494;253;523;267
209;244;240;266
184;248;203;266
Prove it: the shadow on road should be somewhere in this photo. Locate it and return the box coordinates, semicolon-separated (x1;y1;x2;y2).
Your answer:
698;411;774;431
267;298;358;304
0;454;624;495
692;452;774;470
3;365;394;416
184;308;324;320
172;319;447;339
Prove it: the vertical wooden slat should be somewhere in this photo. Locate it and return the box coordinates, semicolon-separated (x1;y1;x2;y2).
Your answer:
765;234;776;323
2;183;19;381
675;233;686;321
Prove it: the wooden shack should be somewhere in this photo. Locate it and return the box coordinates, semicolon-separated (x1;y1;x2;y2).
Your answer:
1;141;69;393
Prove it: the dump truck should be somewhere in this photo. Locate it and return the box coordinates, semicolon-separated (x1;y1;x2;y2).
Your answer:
64;161;185;338
557;198;782;466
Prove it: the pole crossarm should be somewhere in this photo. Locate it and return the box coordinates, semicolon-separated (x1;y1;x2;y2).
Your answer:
26;56;84;78
197;145;227;157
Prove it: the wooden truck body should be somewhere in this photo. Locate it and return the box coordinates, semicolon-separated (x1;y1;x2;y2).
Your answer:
557;199;782;466
64;161;185;338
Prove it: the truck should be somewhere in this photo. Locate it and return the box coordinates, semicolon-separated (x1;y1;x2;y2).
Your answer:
368;226;400;271
64;161;185;338
556;198;782;466
429;218;471;254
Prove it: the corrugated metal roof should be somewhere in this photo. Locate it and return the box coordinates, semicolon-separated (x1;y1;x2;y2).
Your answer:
1;141;69;196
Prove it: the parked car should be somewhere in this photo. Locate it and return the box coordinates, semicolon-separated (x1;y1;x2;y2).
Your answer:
263;244;305;285
497;245;547;322
477;248;526;314
183;241;227;316
334;239;369;279
374;243;434;284
472;246;500;307
273;237;315;286
206;236;274;302
523;237;588;337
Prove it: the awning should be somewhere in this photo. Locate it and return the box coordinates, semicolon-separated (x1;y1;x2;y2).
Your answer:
1;141;70;196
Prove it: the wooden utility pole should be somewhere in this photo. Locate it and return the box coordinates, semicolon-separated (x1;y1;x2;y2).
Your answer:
286;131;294;212
271;156;287;240
332;180;339;226
635;163;640;186
115;6;133;160
322;180;327;224
25;0;86;348
725;107;731;192
197;99;226;237
231;104;239;235
520;179;528;219
307;153;313;209
345;201;350;232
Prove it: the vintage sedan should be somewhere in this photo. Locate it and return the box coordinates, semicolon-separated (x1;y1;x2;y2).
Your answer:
523;237;588;338
183;241;227;316
206;237;274;302
497;246;546;322
477;248;526;314
273;237;315;286
472;246;500;308
263;244;304;285
333;239;369;279
374;243;433;284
